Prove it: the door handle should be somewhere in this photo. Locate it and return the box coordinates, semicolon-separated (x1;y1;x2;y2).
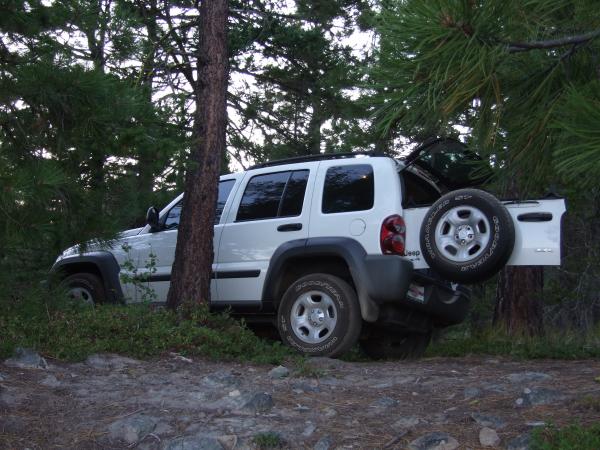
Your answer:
517;212;553;222
277;223;302;232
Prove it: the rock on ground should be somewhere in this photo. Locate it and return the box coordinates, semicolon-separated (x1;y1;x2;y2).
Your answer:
108;414;158;444
479;427;501;447
4;348;48;369
408;432;459;450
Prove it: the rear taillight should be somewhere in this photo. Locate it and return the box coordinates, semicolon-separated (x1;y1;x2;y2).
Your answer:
380;215;406;256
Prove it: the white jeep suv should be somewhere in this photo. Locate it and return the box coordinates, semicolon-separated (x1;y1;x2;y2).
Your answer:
52;139;566;358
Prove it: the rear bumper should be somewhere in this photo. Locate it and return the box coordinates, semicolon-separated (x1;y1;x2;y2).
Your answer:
361;255;470;327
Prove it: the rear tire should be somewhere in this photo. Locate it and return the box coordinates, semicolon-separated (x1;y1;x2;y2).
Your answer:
277;273;362;358
61;273;106;305
360;330;432;360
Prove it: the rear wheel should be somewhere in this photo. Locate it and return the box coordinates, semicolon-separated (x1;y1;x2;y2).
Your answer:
360;330;432;360
61;273;106;305
277;273;362;358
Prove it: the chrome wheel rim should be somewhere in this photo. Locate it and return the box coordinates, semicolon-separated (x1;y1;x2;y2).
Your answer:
290;290;338;344
434;206;491;262
67;286;94;305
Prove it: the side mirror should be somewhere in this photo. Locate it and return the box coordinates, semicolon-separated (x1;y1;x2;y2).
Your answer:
146;206;160;231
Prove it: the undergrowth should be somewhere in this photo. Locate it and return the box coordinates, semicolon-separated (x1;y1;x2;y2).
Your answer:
531;423;600;450
0;285;293;364
426;324;600;359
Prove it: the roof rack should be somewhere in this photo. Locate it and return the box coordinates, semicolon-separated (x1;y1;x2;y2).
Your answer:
248;151;387;170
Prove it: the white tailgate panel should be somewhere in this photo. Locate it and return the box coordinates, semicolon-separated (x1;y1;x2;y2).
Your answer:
403;206;430;270
506;199;566;266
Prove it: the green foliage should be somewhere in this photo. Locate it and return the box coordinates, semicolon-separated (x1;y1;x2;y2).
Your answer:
427;325;600;359
0;287;292;364
370;0;600;190
253;432;283;449
531;424;600;450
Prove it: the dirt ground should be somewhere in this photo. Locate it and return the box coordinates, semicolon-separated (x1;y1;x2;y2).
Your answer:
1;353;600;450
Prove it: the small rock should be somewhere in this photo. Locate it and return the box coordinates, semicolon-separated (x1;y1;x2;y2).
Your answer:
507;372;551;384
216;435;237;449
506;433;530;450
515;398;525;407
269;365;290;379
479;427;500;447
526;421;546;427
0;373;6;381
162;435;224;450
40;374;61;388
291;381;320;393
464;387;482;400
408;432;459;450
108;415;157;444
373;396;399;408
322;407;337;417
314;436;333;450
392;416;421;431
242;392;273;413
228;390;241;397
522;387;566;406
86;354;139;370
302;423;316;437
203;370;238;388
471;413;506;429
4;348;48;370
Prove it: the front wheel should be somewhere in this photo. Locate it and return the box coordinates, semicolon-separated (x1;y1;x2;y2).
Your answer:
61;273;106;305
277;273;362;358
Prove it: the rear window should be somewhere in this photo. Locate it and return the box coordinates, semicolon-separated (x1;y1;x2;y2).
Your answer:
401;171;440;207
322;164;374;214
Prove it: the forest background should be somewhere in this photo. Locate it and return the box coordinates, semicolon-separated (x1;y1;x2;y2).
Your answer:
2;0;600;340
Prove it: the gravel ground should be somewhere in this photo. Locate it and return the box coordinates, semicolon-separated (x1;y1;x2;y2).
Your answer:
1;352;600;449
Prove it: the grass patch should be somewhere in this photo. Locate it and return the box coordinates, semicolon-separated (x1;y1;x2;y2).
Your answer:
426;325;600;359
531;424;600;450
253;432;283;449
0;287;294;364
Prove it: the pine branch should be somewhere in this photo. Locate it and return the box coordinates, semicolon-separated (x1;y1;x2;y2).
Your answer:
507;29;600;53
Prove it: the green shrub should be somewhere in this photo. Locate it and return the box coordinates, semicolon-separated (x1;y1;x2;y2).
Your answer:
0;286;293;364
531;424;600;450
426;325;600;359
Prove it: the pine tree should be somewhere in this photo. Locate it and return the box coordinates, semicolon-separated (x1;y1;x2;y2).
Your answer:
369;0;600;334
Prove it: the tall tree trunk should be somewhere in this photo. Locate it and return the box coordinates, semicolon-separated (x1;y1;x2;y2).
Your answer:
493;163;544;335
166;0;229;312
494;266;544;335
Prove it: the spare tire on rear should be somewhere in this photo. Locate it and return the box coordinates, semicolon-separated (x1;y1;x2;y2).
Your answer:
419;188;515;283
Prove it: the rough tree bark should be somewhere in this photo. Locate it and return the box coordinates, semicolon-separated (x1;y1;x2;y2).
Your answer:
494;266;544;336
493;173;544;335
166;0;229;312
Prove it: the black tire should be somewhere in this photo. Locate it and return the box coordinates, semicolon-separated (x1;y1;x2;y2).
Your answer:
61;273;106;305
420;188;515;283
277;273;362;358
360;330;432;360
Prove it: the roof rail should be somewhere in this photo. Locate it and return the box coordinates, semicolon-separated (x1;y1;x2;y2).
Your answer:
248;151;387;170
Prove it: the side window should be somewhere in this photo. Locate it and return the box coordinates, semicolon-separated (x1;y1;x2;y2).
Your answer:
401;171;440;207
215;179;235;224
322;164;374;214
236;170;309;222
162;179;236;230
164;201;182;230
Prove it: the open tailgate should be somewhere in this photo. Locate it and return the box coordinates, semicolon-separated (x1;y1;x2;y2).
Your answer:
505;198;566;265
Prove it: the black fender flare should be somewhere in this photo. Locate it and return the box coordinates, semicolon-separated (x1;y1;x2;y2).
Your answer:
51;251;124;303
262;237;414;322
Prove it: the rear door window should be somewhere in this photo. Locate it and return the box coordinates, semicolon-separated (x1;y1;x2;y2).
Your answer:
322;164;374;214
236;170;309;221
